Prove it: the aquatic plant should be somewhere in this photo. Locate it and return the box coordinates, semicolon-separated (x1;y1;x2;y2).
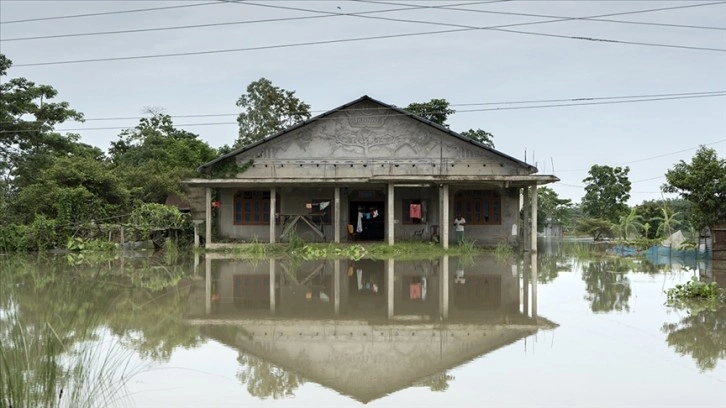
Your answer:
666;278;725;311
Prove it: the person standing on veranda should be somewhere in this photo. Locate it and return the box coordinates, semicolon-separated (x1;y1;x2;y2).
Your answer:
454;214;466;244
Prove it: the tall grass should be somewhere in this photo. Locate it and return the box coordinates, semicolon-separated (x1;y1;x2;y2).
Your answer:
0;259;140;408
0;309;138;407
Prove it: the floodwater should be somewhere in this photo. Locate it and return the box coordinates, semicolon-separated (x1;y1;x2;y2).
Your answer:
2;240;725;408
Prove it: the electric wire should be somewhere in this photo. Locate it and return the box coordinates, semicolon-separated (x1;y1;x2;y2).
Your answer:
10;1;726;67
3;93;725;133
0;1;223;24
8;0;722;43
0;2;494;42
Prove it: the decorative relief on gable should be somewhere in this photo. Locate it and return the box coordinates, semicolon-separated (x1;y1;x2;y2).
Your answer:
334;129;396;155
345;100;388;128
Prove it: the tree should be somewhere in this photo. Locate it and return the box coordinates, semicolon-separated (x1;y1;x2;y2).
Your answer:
614;207;644;240
663;146;726;230
235;78;311;147
576;217;613;241
537;186;573;233
404;98;455;127
459;128;495;148
0;54;84;220
110;113;217;204
635;199;692;239
404;98;495;147
581;165;632;223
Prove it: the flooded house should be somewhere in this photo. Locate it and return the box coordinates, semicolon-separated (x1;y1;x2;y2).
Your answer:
183;96;558;248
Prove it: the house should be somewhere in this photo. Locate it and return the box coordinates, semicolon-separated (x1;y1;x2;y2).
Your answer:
183;96;558;248
184;256;556;403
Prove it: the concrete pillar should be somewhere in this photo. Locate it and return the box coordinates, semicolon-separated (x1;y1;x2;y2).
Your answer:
522;188;530;252
531;185;538;253
205;256;212;315
387;183;395;245
334;259;340;315
441;184;450;249
205;187;212;249
334;187;341;243
441;255;449;320
269;187;276;244
269;259;276;314
523;254;530;317
531;252;538;319
387;259;394;319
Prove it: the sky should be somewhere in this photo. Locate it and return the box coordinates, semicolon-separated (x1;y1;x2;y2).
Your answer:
1;0;724;205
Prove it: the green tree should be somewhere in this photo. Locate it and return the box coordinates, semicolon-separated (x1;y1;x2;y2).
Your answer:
614;207;643;240
110;112;217;204
663;146;726;230
654;206;682;238
576;217;614;241
404;98;495;146
459;128;495;148
404;98;454;126
537;186;573;233
0;54;85;222
235;78;311;147
581;165;632;223
10;155;128;225
635;199;692;239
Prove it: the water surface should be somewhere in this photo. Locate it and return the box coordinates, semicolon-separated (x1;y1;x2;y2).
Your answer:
2;241;725;407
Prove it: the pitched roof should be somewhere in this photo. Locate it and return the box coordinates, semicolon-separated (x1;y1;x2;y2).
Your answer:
197;95;536;173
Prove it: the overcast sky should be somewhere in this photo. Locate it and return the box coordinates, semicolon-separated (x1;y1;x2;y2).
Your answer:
1;0;724;205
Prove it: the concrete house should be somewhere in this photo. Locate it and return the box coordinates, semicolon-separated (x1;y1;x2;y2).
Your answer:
184;96;558;248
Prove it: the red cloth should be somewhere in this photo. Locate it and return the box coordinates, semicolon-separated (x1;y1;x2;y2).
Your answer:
410;283;422;299
410;204;422;219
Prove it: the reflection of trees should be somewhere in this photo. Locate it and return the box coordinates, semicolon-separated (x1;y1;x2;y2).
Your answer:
581;259;632;313
2;254;200;363
537;251;572;284
236;353;305;399
662;306;726;372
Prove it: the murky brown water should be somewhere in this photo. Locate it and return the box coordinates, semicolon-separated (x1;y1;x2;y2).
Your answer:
2;240;725;407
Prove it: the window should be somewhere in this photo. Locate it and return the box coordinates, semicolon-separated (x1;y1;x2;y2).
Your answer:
402;199;426;224
234;191;271;225
454;191;501;225
311;199;333;225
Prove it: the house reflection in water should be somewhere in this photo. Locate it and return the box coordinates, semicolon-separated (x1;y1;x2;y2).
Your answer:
186;254;556;402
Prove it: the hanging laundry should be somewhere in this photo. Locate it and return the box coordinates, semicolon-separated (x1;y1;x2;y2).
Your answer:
410;203;422;219
410;282;422;299
357;212;363;233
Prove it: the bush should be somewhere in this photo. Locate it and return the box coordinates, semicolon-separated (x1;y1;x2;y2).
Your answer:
666;278;725;311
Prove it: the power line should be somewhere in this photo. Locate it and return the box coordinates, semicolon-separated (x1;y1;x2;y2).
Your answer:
558;138;726;173
370;0;726;31
3;89;724;125
0;2;223;24
3;93;726;133
10;1;726;67
0;1;494;42
14;0;722;44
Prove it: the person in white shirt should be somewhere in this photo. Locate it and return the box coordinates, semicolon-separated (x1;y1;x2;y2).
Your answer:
453;214;466;244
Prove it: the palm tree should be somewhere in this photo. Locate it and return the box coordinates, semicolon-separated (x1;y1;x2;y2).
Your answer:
616;208;644;240
654;207;682;238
